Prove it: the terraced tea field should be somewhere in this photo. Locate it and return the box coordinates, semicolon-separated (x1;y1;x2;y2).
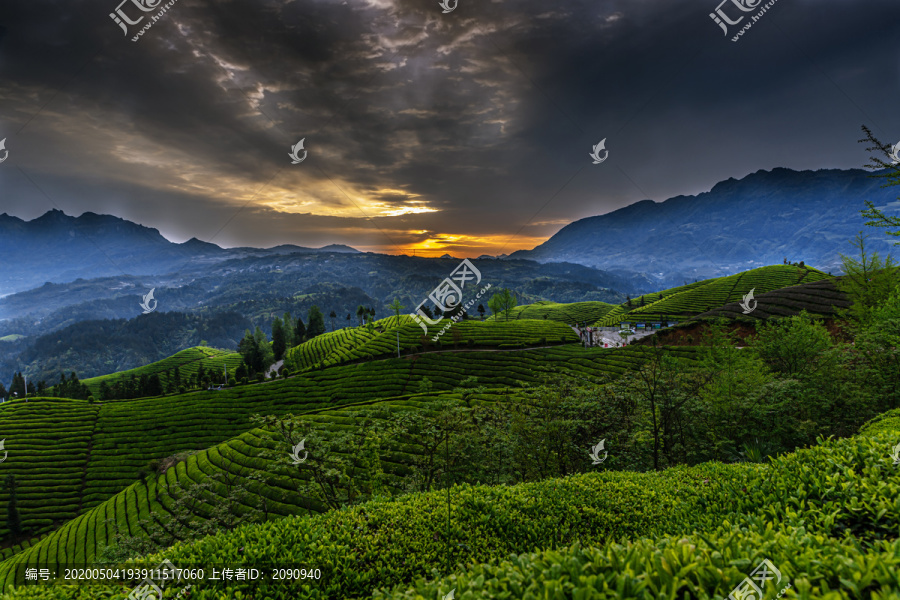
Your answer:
686;277;850;321
0;343;697;568
0;339;699;588
596;265;831;326
283;317;578;372
484;300;615;324
75;347;243;396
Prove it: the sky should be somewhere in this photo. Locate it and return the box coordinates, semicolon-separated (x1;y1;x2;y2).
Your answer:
0;0;898;257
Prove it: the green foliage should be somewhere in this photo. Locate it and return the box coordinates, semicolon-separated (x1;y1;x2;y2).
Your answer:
485;299;615;324
283;317;578;373
13;414;900;599
94;470;263;564
488;288;518;321
597;265;832;326
3;477;21;541
307;305;326;339
271;315;287;361
78;347;244;399
751;311;834;378
837;232;900;322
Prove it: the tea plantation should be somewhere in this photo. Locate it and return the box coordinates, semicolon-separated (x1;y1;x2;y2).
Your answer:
687;277;850;321
596;264;831;326
76;348;243;397
4;404;898;599
0;342;697;569
283;318;578;372
484;300;615;324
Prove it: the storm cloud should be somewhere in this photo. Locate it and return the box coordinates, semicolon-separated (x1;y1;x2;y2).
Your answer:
0;0;898;256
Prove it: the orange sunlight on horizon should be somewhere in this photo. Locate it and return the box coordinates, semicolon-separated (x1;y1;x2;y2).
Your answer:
365;232;549;258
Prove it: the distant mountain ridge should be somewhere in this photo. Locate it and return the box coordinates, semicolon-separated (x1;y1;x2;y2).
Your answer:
0;210;358;296
511;167;900;286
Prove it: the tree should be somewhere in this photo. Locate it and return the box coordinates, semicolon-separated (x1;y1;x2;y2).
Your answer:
272;316;287;361
838;232;899;322
147;374;163;397
752;311;835;379
4;475;21;540
859;125;900;244
282;312;295;348
356;305;366;327
477;304;485;320
295;316;307;344
346;313;352;327
238;327;273;373
388;298;406;325
488;288;518;321
329;310;337;331
307;306;326;338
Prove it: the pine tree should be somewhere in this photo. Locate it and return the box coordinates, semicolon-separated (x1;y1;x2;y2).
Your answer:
272;317;287;361
295;317;307;343
307;306;326;338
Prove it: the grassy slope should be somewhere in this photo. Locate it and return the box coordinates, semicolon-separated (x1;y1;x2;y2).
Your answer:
484;300;616;324
0;341;695;567
5;406;899;599
596;265;832;326
75;347;243;396
689;277;850;321
283;317;579;372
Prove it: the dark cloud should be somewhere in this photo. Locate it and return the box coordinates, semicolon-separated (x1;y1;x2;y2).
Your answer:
0;0;898;258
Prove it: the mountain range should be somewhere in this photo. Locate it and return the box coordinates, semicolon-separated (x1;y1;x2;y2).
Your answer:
512;167;900;285
0;209;357;297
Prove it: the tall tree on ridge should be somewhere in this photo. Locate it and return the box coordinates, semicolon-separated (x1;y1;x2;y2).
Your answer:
307;306;326;339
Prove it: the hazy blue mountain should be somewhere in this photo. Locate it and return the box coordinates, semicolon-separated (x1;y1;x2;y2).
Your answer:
0;210;359;296
511;168;900;287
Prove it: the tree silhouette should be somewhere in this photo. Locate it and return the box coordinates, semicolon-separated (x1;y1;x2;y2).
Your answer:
388;298;406;326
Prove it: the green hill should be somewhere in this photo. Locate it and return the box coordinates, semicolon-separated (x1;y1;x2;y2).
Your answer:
283;317;579;372
0;341;703;588
72;347;243;397
686;277;850;321
485;300;615;324
0;343;695;568
596;264;832;326
6;405;898;599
